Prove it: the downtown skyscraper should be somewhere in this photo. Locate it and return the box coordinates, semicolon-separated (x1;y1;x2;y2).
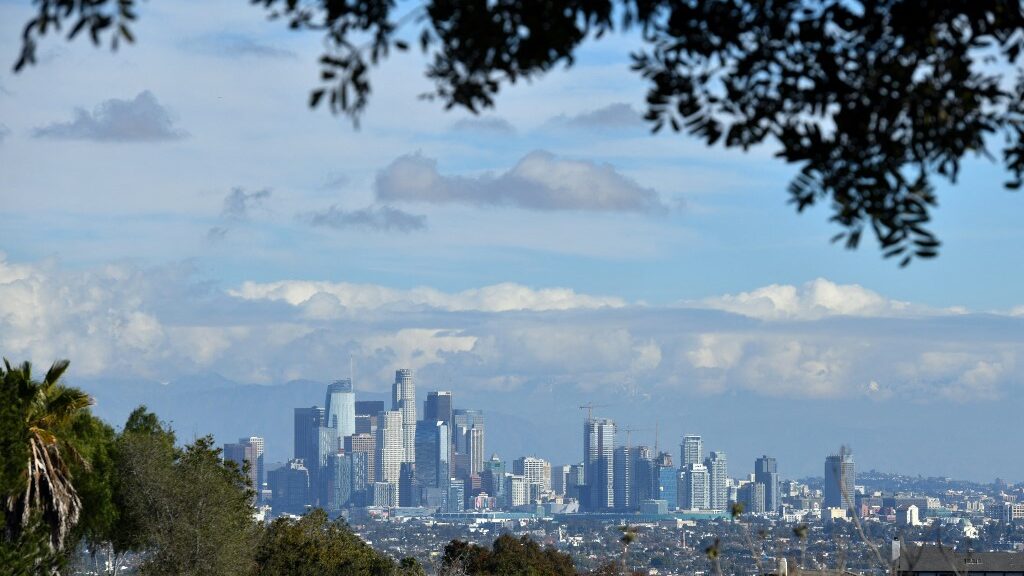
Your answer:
583;417;615;510
224;436;265;501
680;462;710;510
825;450;856;511
293;406;325;469
453;408;485;478
423;391;453;427
377;410;404;489
681;434;703;468
705;451;728;511
415;419;450;490
754;455;780;513
392;369;416;463
325;378;356;440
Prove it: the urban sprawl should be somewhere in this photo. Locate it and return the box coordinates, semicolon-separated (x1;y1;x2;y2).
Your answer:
222;370;1024;573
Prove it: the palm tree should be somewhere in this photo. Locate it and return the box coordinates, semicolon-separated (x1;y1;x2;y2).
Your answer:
1;359;93;551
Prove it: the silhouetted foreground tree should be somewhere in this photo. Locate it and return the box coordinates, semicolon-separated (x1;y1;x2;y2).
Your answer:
254;509;399;576
71;406;258;576
13;1;1024;264
442;533;578;576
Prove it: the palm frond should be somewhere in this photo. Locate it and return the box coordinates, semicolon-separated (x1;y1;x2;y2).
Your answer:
43;359;70;385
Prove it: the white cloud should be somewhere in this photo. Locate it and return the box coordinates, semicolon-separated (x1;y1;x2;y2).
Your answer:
898;350;1017;402
361;328;476;375
374;151;668;213
685;333;853;398
0;255;170;375
1;254;1019;404
228;280;627;313
699;278;921;320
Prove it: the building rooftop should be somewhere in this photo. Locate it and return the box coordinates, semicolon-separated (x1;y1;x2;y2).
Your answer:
899;544;1024;573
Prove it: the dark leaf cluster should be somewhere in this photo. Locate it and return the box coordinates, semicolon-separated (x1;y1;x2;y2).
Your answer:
632;0;1024;265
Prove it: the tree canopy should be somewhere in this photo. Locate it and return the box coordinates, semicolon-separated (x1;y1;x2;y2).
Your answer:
442;533;578;576
253;509;398;576
11;1;1024;264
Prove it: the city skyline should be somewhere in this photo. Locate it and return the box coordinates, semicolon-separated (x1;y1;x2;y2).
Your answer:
253;373;831;516
248;367;872;518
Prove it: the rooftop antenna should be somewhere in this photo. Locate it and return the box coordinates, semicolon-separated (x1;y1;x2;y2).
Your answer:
655;420;660;454
349;354;354;386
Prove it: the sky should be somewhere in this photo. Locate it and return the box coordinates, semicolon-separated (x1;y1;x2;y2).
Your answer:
1;0;1022;481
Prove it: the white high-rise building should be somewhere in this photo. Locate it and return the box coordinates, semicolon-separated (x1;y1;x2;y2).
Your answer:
505;475;528;507
681;434;702;468
392;369;416;463
325;379;356;440
376;411;404;491
467;426;485;476
680;463;710;510
513;457;551;491
705;451;728;511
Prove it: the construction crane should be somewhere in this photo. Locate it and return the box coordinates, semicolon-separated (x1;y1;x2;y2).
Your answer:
619;426;651;449
578;402;609;422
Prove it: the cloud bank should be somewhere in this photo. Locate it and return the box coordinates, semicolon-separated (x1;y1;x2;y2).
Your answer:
229;280;626;314
1;255;1019;406
698;278;926;320
375;151;667;213
33;91;187;142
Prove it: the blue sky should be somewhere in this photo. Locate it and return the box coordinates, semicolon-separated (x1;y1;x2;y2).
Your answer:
1;0;1022;479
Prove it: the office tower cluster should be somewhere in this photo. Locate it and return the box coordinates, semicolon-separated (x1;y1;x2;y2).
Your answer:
249;369;500;515
551;415;796;516
230;380;856;519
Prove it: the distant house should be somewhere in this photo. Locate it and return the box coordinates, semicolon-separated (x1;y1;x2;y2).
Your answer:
897;543;1024;576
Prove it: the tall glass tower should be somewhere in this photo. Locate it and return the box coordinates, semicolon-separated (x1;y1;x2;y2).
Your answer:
583;417;615;510
824;449;855;510
325;378;356;439
424;391;453;427
294;406;324;466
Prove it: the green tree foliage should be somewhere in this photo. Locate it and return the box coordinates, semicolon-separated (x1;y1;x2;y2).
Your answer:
253;508;396;576
0;359;92;552
65;411;118;559
442;533;577;576
399;556;427;576
109;406;176;557
12;1;1024;264
0;513;64;576
135;435;258;576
